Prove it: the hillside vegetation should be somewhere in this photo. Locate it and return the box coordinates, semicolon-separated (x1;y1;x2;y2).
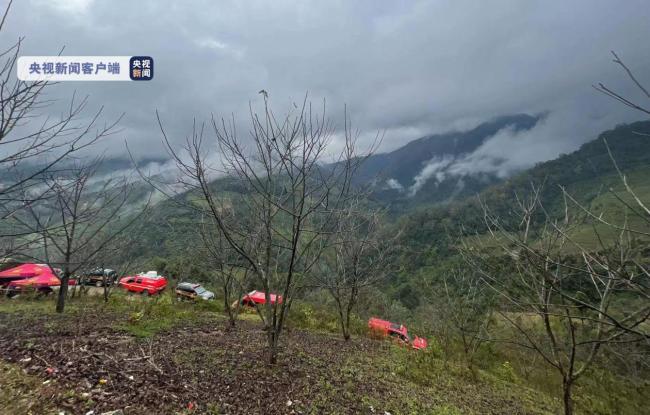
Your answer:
4;293;645;414
393;120;650;265
2;115;649;415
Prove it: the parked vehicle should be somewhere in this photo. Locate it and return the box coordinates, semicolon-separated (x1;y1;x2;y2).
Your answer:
1;263;75;297
368;317;428;350
236;290;282;308
118;271;167;295
0;263;57;286
175;282;215;301
83;268;117;287
6;273;61;297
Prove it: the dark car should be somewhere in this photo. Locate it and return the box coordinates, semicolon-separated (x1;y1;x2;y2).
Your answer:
176;282;215;301
83;268;117;287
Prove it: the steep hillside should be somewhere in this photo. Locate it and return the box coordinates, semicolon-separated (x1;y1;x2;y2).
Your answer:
0;295;618;415
358;114;539;206
129;119;650;274
395;119;650;271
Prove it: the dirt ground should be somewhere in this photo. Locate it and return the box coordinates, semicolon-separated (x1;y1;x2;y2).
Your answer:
0;311;382;414
0;301;549;415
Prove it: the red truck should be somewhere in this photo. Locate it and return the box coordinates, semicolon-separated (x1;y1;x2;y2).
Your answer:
232;290;283;309
240;290;282;306
119;271;167;295
368;317;428;350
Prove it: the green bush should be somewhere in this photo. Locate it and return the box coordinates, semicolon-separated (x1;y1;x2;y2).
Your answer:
431;404;463;415
287;301;367;337
288;301;340;333
112;293;221;338
392;346;447;387
494;361;517;383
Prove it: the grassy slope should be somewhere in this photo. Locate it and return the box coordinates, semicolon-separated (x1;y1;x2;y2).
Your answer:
0;294;560;415
2;294;647;414
565;167;650;250
0;361;61;414
458;166;650;253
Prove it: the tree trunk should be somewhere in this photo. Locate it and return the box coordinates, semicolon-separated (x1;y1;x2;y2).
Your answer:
226;304;236;329
267;329;278;364
462;336;474;371
223;286;236;329
562;378;574;415
334;295;352;341
56;273;70;313
336;303;348;341
343;308;351;341
341;315;351;341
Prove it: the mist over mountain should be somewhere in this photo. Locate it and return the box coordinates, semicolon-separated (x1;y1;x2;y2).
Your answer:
395;118;650;263
349;114;538;207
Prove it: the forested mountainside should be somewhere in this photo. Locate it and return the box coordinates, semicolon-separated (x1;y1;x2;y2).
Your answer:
396;120;650;257
130;120;650;295
359;113;539;207
387;120;650;308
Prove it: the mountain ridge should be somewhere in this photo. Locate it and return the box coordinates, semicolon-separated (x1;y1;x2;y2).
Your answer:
349;113;540;210
393;118;650;269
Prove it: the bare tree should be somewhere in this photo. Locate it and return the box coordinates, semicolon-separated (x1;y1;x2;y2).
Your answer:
79;222;148;303
199;214;250;328
145;95;375;363
456;52;650;415
0;0;122;258
593;51;650;117
315;200;394;341
461;182;648;415
10;159;149;312
433;267;495;371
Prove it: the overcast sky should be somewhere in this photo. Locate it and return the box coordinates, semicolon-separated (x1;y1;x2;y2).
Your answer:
4;0;650;171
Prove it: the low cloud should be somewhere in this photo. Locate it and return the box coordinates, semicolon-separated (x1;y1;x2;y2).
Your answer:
409;155;456;196
385;178;405;191
407;104;626;196
2;0;649;172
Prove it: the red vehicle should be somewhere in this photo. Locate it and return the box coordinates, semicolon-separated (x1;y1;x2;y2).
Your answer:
368;317;428;350
0;263;74;297
0;263;53;284
119;271;167;295
6;273;62;296
238;290;283;307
